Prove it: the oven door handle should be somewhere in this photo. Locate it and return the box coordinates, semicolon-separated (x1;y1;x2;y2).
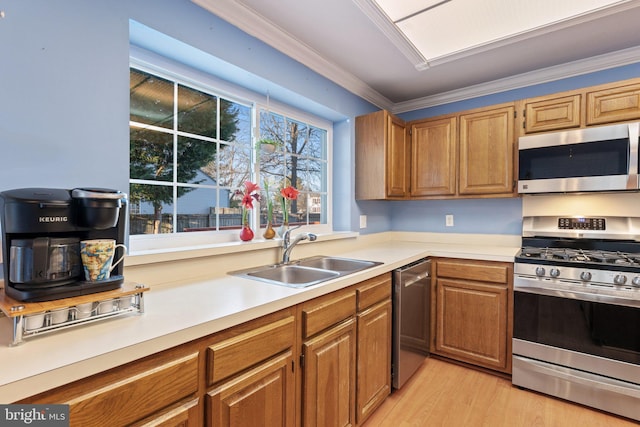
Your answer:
514;281;640;308
519;356;640;399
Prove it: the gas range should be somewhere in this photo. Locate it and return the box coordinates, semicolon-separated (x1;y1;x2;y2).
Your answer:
515;215;640;304
513;214;640;422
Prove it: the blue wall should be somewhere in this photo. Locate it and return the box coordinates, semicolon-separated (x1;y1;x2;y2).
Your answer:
0;0;375;236
1;0;638;238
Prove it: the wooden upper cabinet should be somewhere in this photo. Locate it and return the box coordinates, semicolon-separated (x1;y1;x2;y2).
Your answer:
387;114;410;198
587;82;640;125
458;105;515;196
355;110;408;200
523;94;581;133
410;116;457;197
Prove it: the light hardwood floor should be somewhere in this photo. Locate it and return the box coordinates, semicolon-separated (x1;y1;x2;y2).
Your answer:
363;357;638;427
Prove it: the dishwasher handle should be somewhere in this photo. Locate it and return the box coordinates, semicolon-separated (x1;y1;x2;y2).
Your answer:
403;273;430;287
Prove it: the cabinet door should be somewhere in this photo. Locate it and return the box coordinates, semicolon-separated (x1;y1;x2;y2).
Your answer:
386;114;409;198
435;278;508;371
355;110;386;200
459;105;514;195
356;299;392;425
207;352;295;427
410;117;457;196
587;82;640;125
524;94;581;133
302;318;356;427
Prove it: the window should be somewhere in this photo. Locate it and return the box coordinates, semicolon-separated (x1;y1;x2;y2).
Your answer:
129;63;331;245
258;109;328;227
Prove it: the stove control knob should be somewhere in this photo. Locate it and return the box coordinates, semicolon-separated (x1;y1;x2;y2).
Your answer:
549;268;560;278
535;267;546;277
614;274;627;285
632;277;640;287
580;271;592;281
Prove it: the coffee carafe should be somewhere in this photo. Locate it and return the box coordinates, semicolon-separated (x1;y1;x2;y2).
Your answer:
0;188;127;302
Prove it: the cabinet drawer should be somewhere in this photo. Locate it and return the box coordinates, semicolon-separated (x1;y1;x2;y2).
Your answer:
67;352;199;427
207;315;295;385
436;260;508;284
301;289;356;339
356;274;391;311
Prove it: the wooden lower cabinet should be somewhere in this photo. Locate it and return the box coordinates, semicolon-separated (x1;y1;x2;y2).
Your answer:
18;275;394;427
205;311;296;427
298;274;392;427
433;258;513;374
356;299;392;424
302;318;357;427
207;352;295;427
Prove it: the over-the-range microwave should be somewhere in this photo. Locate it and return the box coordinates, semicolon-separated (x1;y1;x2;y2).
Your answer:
518;121;640;194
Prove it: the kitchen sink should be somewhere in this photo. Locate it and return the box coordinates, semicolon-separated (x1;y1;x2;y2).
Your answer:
230;256;382;288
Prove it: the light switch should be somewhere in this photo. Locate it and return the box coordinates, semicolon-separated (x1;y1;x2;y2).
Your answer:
360;215;367;229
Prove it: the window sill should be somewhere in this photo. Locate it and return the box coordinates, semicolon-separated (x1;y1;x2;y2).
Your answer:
124;231;359;266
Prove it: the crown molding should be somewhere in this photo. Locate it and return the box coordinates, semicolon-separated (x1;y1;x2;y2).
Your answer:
192;0;639;116
191;0;394;110
392;45;640;114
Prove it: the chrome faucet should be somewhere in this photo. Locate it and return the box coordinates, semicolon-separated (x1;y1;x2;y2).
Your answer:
282;226;317;263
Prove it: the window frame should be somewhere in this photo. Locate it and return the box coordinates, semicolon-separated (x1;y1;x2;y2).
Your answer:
129;50;333;253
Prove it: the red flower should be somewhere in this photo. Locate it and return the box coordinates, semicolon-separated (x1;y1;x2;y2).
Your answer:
241;193;255;209
244;181;260;195
280;185;299;200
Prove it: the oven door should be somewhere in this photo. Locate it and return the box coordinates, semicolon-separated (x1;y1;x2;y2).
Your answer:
517;121;640;193
513;274;640;421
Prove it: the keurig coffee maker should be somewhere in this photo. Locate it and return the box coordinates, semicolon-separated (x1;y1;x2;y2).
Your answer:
0;188;127;302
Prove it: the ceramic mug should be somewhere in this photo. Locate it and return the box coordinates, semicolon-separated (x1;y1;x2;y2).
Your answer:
80;239;127;281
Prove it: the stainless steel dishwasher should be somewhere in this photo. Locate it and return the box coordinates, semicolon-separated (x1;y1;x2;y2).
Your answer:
392;258;431;389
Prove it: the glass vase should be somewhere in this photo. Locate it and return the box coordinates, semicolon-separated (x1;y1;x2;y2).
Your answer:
277;221;289;238
239;225;254;241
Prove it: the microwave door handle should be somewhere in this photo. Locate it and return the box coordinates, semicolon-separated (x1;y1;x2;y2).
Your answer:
627;122;640;189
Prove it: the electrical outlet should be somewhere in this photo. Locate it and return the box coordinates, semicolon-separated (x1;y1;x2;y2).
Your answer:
359;215;367;229
445;214;454;227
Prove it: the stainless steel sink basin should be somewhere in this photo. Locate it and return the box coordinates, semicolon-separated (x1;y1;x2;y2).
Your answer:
246;264;339;287
230;256;382;288
296;256;379;273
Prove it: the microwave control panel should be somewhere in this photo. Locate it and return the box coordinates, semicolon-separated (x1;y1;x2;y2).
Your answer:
558;217;606;230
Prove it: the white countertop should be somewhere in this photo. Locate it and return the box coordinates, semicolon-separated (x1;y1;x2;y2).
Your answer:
0;236;519;403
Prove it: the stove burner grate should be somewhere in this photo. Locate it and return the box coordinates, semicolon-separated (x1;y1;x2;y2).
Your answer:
519;246;640;267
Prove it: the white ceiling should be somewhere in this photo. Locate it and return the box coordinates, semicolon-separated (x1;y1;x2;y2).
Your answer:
192;0;640;112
